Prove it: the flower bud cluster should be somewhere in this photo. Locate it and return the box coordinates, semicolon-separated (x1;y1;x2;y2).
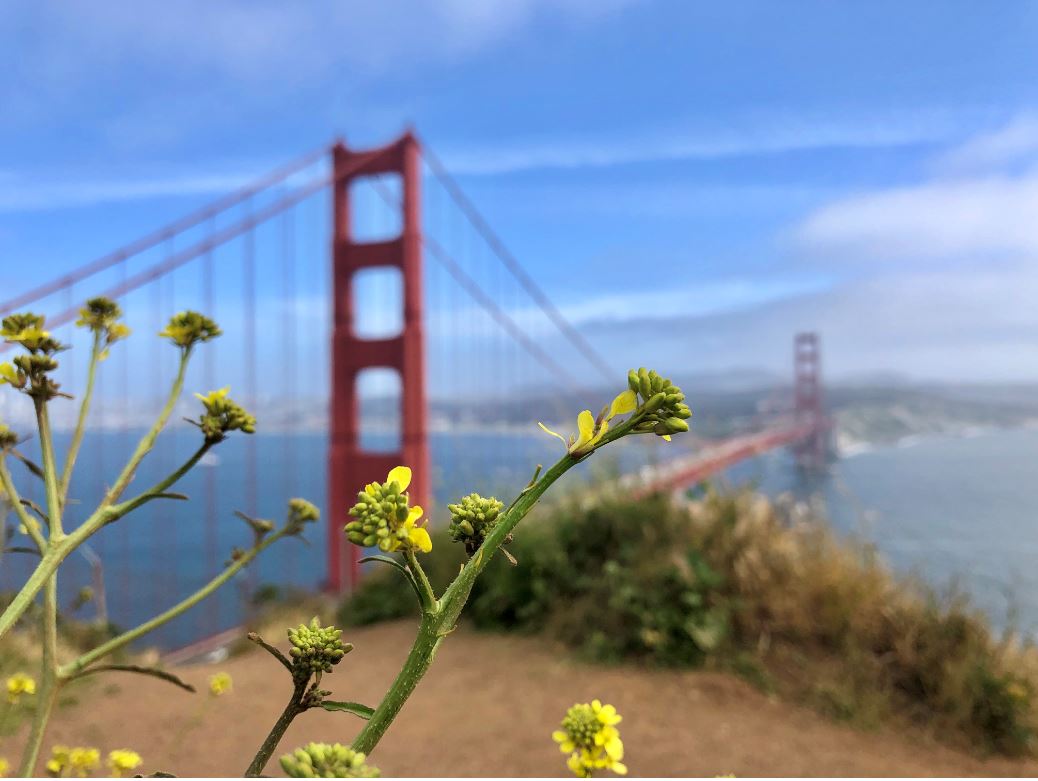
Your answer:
345;470;429;554
75;297;131;360
286;497;320;536
192;387;256;443
159;310;222;349
448;493;505;555
280;743;379;778
627;367;692;438
1;313;67;400
287;617;352;679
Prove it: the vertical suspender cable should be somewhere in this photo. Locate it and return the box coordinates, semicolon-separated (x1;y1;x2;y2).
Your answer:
203;217;218;637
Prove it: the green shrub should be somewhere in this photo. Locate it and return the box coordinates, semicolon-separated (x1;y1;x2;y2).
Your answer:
339;488;1038;755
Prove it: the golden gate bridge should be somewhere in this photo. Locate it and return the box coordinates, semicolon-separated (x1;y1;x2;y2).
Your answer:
0;132;829;647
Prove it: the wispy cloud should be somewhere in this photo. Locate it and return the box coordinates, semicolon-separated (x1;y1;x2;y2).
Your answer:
441;109;983;175
0;172;253;213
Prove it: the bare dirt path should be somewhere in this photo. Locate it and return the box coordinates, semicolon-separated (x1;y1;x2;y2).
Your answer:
5;620;1038;777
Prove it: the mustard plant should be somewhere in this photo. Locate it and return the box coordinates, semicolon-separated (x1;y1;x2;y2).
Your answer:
263;371;690;776
0;298;317;776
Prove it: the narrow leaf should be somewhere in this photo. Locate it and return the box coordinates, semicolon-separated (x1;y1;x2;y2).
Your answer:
358;555;424;605
320;700;375;720
10;449;44;480
72;664;196;693
153;492;189;502
4;546;41;557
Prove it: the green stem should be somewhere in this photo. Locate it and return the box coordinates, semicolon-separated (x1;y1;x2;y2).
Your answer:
403;549;437;611
105;442;212;523
0;457;46;550
0;443;210;644
35;400;63;538
101;349;190;508
61;530;286;677
59;332;102;506
350;612;443;755
18;569;60;776
245;681;307;776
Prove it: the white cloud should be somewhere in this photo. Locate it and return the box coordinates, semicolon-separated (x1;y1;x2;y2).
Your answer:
794;174;1038;261
793;113;1038;263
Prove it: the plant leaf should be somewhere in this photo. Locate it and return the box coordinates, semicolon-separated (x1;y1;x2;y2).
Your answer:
358;554;424;604
71;664;196;693
320;700;375;720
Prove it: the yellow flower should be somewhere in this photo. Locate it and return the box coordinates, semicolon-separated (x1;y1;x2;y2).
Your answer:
107;749;142;777
45;745;70;777
209;671;232;697
6;672;35;703
345;466;432;554
194;386;230;407
68;747;100;777
0;757;9;777
0;363;19;386
539;390;637;457
553;699;627;777
4;326;50;350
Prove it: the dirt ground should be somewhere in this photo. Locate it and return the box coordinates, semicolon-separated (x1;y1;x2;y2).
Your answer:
5;620;1038;777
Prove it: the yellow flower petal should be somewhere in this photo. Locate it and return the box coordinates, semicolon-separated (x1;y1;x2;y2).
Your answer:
408;525;432;553
576;411;596;447
613;761;628;775
387;465;411;491
607;389;637;420
407;505;424;524
662;434;671;442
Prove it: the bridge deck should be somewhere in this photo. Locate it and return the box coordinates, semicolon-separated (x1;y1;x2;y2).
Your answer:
625;420;821;497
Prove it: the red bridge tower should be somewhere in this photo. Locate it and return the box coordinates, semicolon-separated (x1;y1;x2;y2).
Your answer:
327;133;430;594
793;332;828;469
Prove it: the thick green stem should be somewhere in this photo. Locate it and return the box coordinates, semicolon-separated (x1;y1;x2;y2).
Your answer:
351;612;444;755
61;530;285;677
18;569;60;776
59;333;102;505
245;682;306;776
102;349;190;508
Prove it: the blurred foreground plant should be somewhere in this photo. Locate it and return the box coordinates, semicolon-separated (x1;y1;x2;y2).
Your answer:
0;299;317;776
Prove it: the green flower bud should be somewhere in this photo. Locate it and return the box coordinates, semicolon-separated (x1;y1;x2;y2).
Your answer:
447;493;505;556
665;417;689;433
280;743;379;778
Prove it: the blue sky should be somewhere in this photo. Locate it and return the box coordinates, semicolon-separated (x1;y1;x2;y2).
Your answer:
4;1;1038;385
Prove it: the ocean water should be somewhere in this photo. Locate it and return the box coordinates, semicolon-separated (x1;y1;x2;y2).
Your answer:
3;425;1036;647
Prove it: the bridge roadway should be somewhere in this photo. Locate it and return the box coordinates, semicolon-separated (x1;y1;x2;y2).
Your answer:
623;418;822;498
